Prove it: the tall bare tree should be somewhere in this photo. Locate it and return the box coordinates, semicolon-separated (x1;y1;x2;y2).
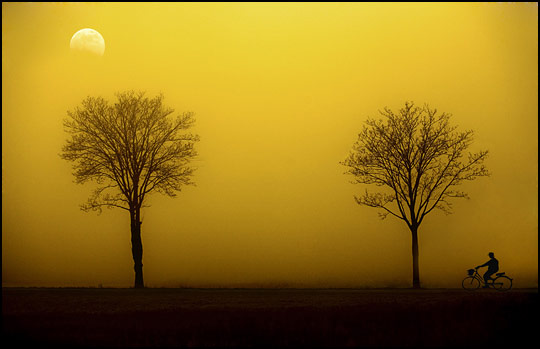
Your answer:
341;102;489;288
61;90;199;288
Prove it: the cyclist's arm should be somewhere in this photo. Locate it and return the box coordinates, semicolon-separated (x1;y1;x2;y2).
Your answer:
476;261;489;268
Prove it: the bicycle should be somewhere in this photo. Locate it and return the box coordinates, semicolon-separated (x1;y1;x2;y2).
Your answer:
462;268;513;291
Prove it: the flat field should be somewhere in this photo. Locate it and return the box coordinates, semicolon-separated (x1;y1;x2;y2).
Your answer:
2;288;537;347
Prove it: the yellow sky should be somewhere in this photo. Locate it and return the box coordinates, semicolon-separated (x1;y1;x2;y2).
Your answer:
2;2;538;287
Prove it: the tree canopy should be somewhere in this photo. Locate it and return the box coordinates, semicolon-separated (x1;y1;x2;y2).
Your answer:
61;90;199;214
342;101;489;228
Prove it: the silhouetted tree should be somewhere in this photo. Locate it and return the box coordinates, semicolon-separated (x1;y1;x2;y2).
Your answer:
61;91;199;288
341;102;489;288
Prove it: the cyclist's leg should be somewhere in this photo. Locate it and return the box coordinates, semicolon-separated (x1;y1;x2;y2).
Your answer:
483;271;494;287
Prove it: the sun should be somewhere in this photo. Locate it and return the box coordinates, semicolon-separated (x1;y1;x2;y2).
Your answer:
70;28;105;56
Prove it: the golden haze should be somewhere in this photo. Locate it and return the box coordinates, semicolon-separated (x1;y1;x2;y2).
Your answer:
2;3;538;287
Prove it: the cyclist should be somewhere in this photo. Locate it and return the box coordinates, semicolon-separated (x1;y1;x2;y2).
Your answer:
475;252;499;288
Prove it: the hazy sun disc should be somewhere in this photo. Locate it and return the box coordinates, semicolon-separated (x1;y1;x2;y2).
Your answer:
70;28;105;56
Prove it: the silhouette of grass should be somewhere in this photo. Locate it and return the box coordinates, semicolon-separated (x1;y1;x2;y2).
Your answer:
2;288;537;346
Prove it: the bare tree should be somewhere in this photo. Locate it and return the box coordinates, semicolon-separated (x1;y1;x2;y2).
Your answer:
61;90;199;288
341;102;489;288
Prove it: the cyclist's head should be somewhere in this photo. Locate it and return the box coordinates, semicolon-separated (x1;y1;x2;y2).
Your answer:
488;252;494;258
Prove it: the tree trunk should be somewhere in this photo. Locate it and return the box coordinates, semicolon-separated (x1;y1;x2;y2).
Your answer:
130;208;144;288
411;225;420;289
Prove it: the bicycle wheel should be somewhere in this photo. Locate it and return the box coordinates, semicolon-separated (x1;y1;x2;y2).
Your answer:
492;276;512;291
462;276;481;290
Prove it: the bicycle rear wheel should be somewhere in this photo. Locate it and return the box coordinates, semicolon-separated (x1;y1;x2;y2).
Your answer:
462;276;481;290
492;276;512;291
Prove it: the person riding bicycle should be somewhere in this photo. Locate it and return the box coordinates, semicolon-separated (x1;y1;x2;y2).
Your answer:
475;252;499;288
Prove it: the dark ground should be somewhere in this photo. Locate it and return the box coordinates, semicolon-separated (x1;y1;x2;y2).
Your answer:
2;288;538;347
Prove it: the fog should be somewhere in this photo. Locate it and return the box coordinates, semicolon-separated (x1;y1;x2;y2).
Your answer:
2;3;537;288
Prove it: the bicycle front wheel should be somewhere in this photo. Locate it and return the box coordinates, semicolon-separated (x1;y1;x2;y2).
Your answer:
492;276;513;291
462;276;481;290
